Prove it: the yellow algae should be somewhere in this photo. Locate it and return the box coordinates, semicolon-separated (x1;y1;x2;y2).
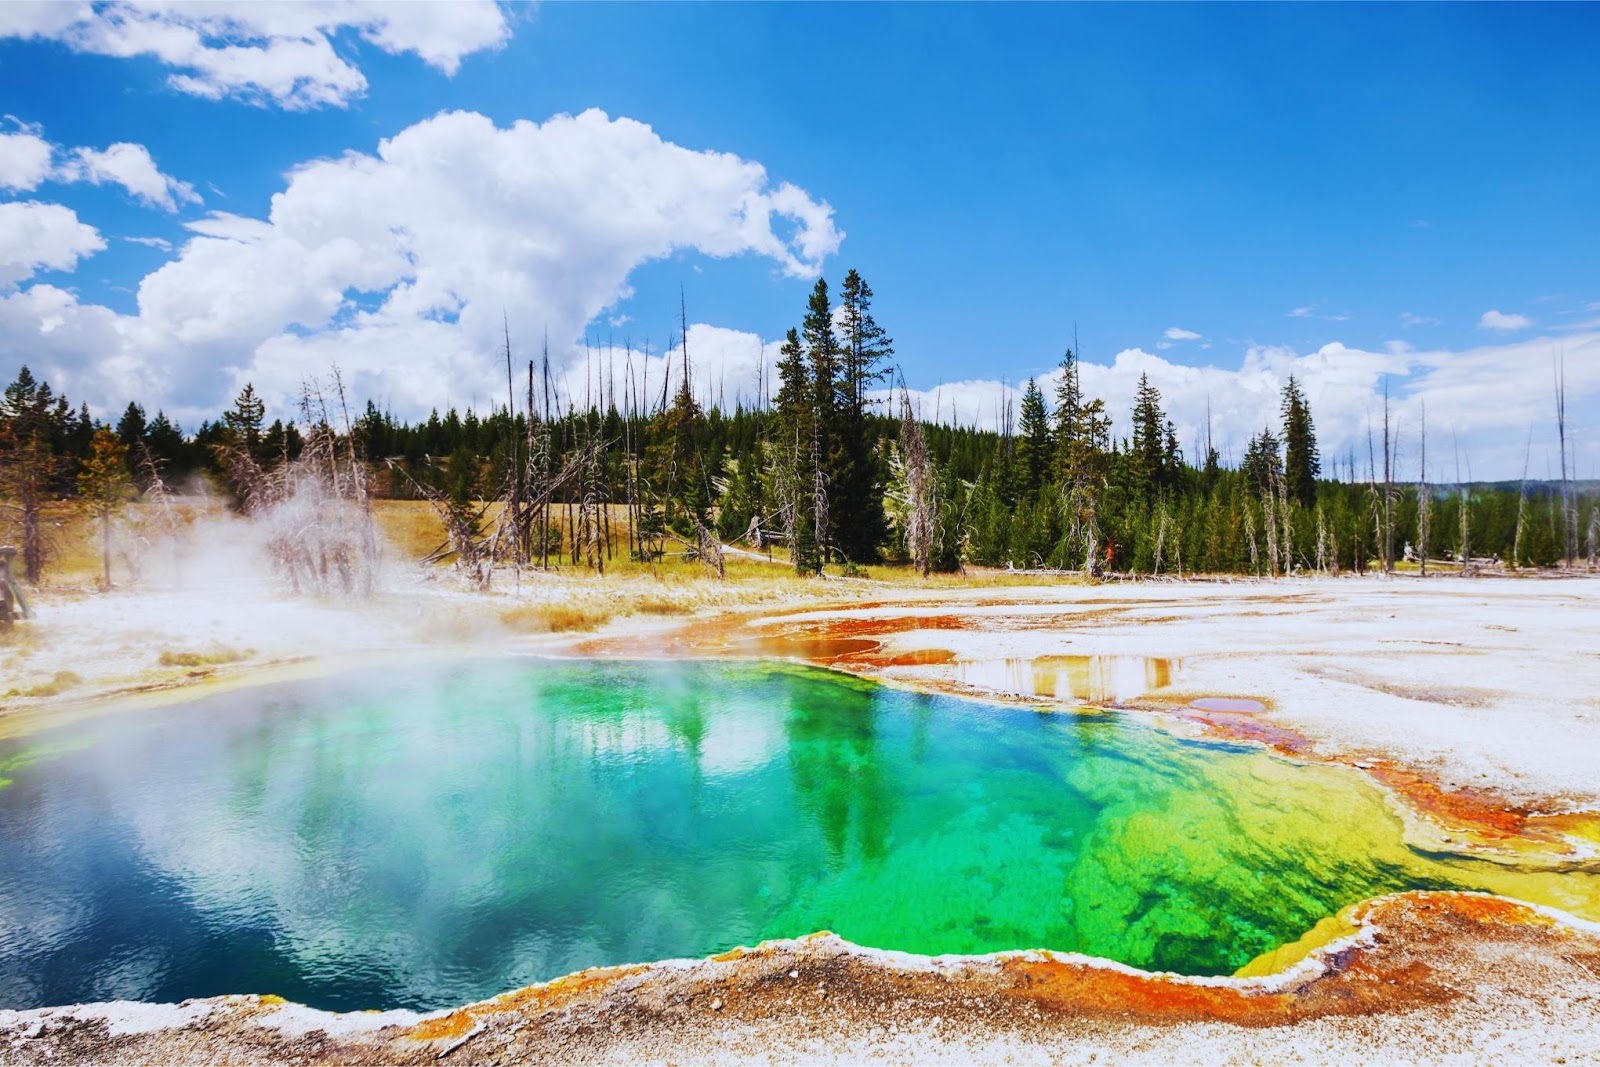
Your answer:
1234;909;1360;978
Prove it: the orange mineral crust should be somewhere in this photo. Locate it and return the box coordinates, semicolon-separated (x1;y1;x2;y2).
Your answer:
646;606;1600;865
5;893;1597;1064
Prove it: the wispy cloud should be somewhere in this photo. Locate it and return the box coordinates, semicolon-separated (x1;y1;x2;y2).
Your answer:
1478;309;1533;331
1400;311;1440;328
1287;304;1350;322
123;235;174;251
1163;326;1201;341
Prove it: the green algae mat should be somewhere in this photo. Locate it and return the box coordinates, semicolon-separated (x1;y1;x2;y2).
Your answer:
0;658;1594;1012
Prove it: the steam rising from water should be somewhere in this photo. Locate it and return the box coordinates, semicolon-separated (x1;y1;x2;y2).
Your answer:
3;658;1595;1012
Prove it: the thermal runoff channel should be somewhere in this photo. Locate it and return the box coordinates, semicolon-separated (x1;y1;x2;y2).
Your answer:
1;659;1595;1013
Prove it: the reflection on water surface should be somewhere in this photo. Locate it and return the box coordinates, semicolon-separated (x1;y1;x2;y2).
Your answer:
954;654;1177;701
0;658;1593;1013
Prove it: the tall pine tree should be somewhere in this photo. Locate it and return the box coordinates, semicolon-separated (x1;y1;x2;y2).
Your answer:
832;269;893;561
801;278;840;564
773;326;821;574
1017;378;1051;498
1053;349;1082;484
1280;375;1320;507
1129;373;1169;495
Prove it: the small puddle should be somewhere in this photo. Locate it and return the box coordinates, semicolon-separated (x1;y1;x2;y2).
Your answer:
953;655;1179;702
737;636;882;660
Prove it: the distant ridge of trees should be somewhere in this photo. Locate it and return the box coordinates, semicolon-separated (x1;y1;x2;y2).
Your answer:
3;278;1596;584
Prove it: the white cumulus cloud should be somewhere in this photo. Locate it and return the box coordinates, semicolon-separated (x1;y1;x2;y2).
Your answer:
1478;309;1532;331
882;330;1600;481
59;142;201;212
0;125;54;191
0;108;842;422
1;119;199;212
0;1;510;110
0;200;106;286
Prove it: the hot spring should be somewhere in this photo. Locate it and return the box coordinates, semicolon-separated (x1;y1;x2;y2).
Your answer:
1;657;1594;1013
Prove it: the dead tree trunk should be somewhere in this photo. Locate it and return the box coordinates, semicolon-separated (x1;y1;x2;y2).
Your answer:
1417;400;1429;577
1;545;17;629
1556;352;1575;569
1263;480;1280;579
1382;381;1394;574
1512;426;1532;569
1454;432;1471;577
897;374;936;578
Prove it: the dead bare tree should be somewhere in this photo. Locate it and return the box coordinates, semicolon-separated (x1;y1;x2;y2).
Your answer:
1417;400;1429;577
1453;430;1472;577
129;441;184;587
770;432;801;559
1556;351;1576;569
210;373;381;598
1152;499;1170;577
695;521;725;580
1588;507;1599;572
1315;504;1329;575
1512;425;1532;570
1277;468;1293;575
893;373;936;577
1381;381;1394;573
811;435;829;569
395;462;492;590
1263;475;1280;579
1244;503;1260;577
503;317;523;581
1365;418;1381;574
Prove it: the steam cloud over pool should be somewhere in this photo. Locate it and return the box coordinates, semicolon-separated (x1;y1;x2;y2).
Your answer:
0;658;1593;1012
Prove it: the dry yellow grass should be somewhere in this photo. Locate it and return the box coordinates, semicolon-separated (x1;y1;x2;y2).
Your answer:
5;669;82;698
371;499;449;562
497;602;612;633
158;646;251;668
17;498;223;589
20;494;1099;597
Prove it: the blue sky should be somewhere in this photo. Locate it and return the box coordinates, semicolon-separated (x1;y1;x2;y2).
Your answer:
0;2;1596;476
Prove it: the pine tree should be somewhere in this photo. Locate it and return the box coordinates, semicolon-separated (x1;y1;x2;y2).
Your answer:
1129;373;1169;495
1052;348;1082;484
1017;378;1051;498
145;412;189;474
662;375;706;529
1281;375;1320;507
223;383;267;460
774;327;810;422
801;278;840;564
833;269;893;561
774;327;820;574
1241;428;1284;494
0;365;71;582
116;402;147;451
